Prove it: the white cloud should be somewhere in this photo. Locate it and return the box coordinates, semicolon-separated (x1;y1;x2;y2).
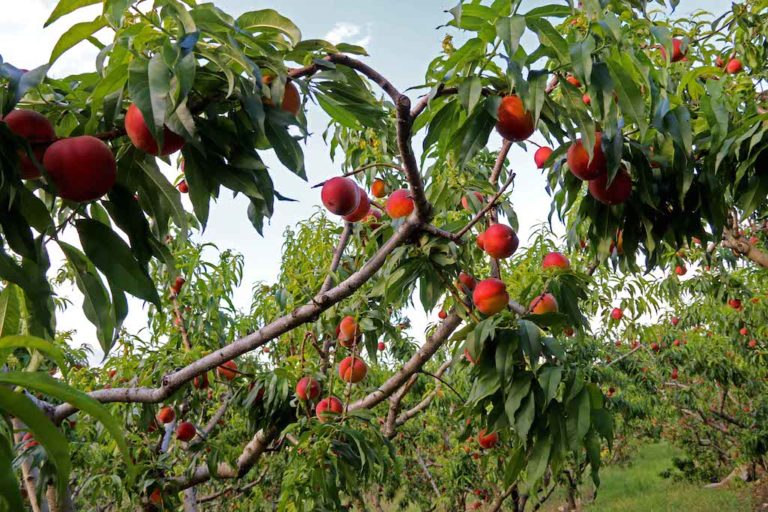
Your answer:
324;22;372;47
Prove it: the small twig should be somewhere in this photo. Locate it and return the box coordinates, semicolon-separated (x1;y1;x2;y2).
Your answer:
310;162;405;188
418;369;465;402
453;172;516;241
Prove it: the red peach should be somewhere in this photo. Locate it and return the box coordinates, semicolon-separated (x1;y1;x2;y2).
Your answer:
529;293;558;314
371;179;387;198
157;406;175;424
458;272;477;290
473;278;509;315
482;224;519;259
610;308;623;320
315;396;343;422
496;95;535;142
175;421;196;441
124;103;185;155
216;360;238;381
43;136;116;202
321;177;360;216
3;109;56;179
338;356;367;383
542;251;570;270
588;168;632;205
567;132;606;180
725;58;742;74
461;191;484;211
296;376;321;401
477;429;499;449
385;189;414;218
342;187;371;222
534;146;553;169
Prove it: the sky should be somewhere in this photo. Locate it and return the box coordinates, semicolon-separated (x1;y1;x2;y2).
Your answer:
1;0;732;361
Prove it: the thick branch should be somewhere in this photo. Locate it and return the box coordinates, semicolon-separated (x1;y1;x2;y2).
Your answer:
53;219;422;422
348;312;462;412
722;227;768;267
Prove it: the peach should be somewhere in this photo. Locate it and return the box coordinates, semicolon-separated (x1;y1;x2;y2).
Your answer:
3;109;55;179
342;187;371;222
458;272;477;290
542;251;570;270
671;317;679;326
149;488;162;505
124;103;185;155
438;309;448;320
582;93;591;105
175;421;196;441
216;360;238;381
157;406;175;424
177;180;188;193
476;231;486;250
296;376;321;401
588;168;632;205
477;429;498;449
482;224;519;259
496;95;535;141
725;58;742;74
321;177;360;216
534;146;553;169
565;75;581;87
715;56;725;68
566;132;606;180
473;278;509;315
263;77;301;116
339;316;359;340
371;179;387;198
675;265;686;276
461;191;484;211
43;136;116;202
339;356;367;383
728;298;742;310
740;327;748;336
385;189;414;218
377;341;385;351
659;38;686;62
610;308;623;320
315;396;343;422
193;372;209;389
529;293;558;314
671;368;678;380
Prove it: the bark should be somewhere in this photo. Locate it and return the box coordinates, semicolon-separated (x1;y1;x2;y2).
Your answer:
722;226;768;267
182;488;198;512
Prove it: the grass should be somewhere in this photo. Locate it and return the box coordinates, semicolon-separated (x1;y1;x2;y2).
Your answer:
541;442;752;512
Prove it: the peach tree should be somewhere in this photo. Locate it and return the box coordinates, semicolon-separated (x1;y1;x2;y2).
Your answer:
0;0;766;510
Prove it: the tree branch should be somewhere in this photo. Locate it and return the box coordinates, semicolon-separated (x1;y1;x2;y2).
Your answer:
722;226;768;267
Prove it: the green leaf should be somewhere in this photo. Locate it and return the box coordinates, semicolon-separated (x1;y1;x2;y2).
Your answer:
136;160;189;239
58;242;116;356
458;76;483;115
526;433;553;487
514;393;535;442
44;0;100;27
0;389;70;504
608;52;648;138
76;219;160;306
570;36;595;86
566;387;591;448
0;373;135;479
538;365;562;405
524;5;573;18
0;434;23;511
264;111;306;180
505;374;532;422
0;336;68;376
527;18;569;63
0;285;21;338
49;17;106;64
236;9;302;47
496;15;526;57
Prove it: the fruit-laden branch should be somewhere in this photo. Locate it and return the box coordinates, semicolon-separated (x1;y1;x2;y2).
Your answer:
721;226;768;268
348;312;463;412
52;219;423;422
292;53;430;221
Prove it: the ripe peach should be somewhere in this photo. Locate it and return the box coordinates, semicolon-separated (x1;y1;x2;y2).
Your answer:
728;298;742;310
216;360;238;381
496;95;535;142
371;179;387;198
725;58;743;74
476;231;486;250
461;191;484;211
385;189;415;218
588;167;632;205
339;356;367;383
675;265;686;276
715;56;725;68
339;316;359;341
473;278;509;315
321;177;360;216
315;396;343;422
377;341;385;351
177;180;188;193
438;309;448;320
3;109;55;179
43;136;116;202
171;276;186;295
610;307;623;320
124;103;185;155
534;146;553;169
529;293;558;314
175;421;196;442
458;272;477;290
342;187;371;222
748;339;757;348
157;406;175;424
671;316;679;326
477;429;498;449
671;368;678;380
149;488;162;505
193;372;209;389
673;339;680;347
482;224;519;259
740;327;748;336
565;75;581;87
659;38;686;62
263;77;301;116
566;132;606;180
542;251;570;270
296;376;321;401
582;93;591;105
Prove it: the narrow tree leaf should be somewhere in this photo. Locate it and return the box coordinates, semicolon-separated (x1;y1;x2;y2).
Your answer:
49;17;106;64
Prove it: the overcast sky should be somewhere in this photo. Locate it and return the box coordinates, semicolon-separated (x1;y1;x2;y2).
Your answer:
1;0;732;361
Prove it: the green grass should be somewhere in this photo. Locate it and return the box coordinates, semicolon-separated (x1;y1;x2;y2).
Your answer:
542;442;751;512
